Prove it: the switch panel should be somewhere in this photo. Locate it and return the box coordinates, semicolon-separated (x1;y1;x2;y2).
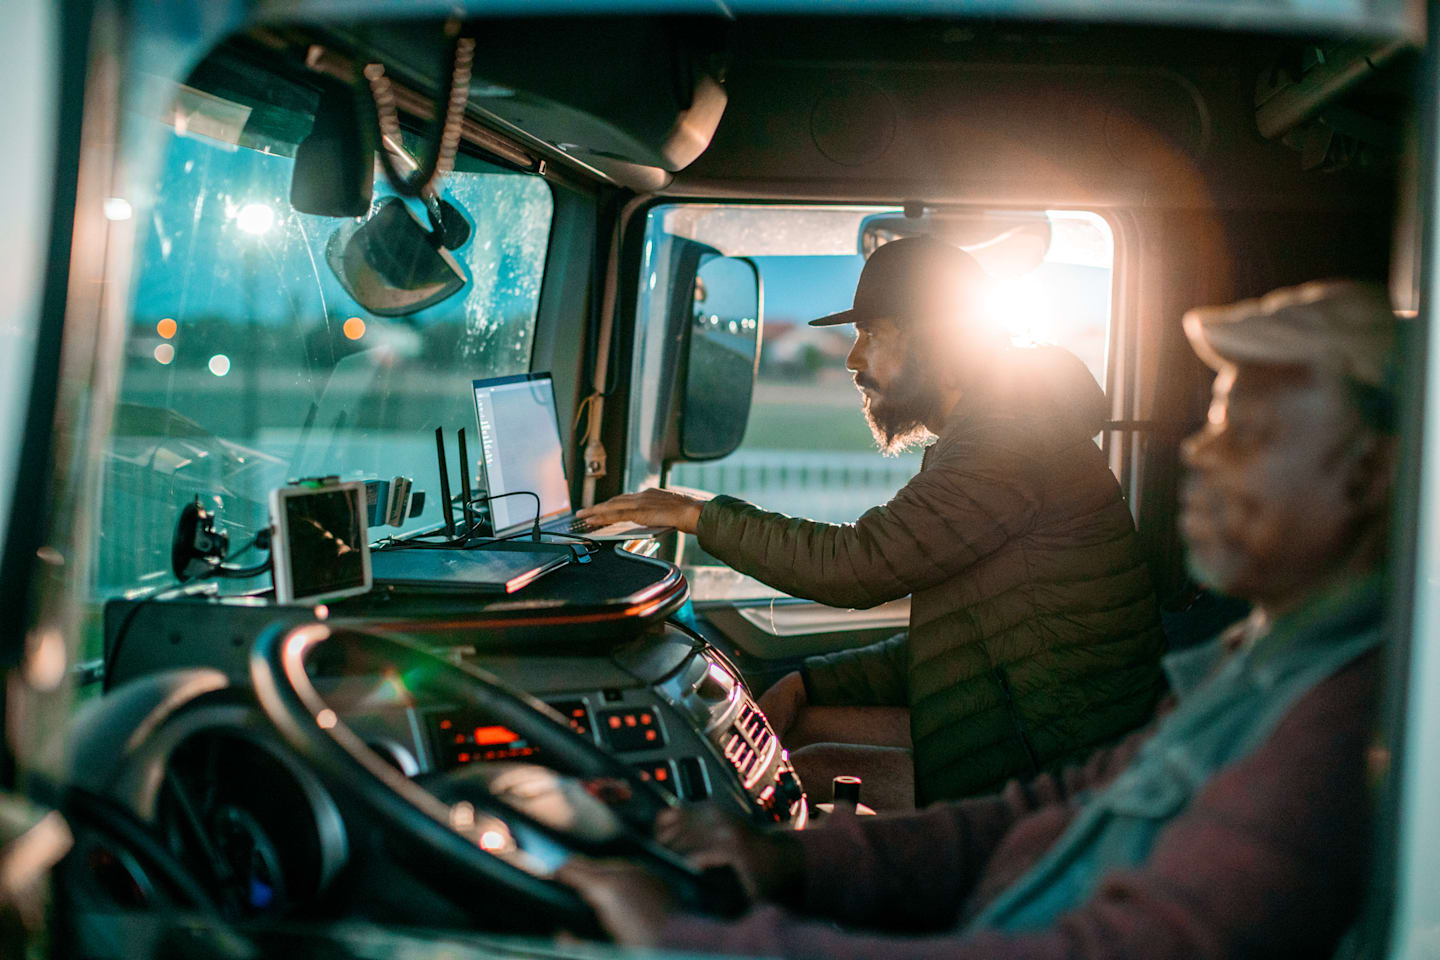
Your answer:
597;707;666;751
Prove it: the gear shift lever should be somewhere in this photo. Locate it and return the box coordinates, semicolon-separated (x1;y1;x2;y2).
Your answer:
811;774;876;818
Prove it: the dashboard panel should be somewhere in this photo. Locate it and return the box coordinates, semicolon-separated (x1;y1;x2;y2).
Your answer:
331;632;804;826
77;545;808;938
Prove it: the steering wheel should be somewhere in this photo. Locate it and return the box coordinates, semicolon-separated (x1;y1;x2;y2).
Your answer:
250;623;742;933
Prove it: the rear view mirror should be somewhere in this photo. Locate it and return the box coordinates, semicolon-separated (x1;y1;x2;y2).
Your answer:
679;254;763;461
325;197;468;317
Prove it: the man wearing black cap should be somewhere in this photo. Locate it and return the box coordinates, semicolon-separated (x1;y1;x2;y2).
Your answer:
580;237;1165;807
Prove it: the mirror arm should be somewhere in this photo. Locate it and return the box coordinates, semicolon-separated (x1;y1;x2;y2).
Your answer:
379;135;464;248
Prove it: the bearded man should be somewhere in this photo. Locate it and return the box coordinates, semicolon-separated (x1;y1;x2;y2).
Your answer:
580;237;1165;807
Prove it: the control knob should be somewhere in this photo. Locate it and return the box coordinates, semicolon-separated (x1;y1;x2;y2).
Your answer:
775;769;804;809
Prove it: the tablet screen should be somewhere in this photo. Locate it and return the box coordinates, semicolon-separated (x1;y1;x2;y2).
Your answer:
280;486;367;601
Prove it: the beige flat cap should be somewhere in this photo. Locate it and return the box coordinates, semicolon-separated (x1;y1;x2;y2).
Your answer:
1182;279;1399;392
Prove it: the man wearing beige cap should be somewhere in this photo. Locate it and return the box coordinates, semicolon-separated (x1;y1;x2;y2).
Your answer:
581;237;1166;809
562;279;1401;959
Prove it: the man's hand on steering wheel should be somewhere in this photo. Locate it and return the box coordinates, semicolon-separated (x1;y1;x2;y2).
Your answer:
559;802;804;943
655;802;804;903
556;857;678;947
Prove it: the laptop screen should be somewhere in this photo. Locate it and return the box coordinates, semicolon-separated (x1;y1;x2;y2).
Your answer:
472;374;573;533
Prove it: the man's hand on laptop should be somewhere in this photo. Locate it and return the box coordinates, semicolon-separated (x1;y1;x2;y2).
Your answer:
577;488;705;534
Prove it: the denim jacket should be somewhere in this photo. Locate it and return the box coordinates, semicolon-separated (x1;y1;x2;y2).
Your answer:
968;573;1386;933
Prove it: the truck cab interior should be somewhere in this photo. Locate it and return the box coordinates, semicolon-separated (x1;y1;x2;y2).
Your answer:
3;1;1437;957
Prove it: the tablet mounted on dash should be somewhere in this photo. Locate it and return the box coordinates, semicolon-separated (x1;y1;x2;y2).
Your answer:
269;480;372;604
471;372;669;541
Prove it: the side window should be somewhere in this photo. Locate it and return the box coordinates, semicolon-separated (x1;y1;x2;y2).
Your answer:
0;3;57;559
632;205;1115;599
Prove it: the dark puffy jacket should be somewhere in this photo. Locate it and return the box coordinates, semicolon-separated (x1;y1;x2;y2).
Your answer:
696;347;1165;803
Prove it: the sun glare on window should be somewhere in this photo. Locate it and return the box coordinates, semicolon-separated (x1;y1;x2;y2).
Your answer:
235;202;275;235
975;210;1113;385
979;277;1058;347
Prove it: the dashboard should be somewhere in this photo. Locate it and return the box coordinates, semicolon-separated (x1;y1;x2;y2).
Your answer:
334;631;805;825
66;607;804;932
72;547;805;932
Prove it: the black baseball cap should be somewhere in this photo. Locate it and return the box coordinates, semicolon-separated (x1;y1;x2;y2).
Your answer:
810;236;990;327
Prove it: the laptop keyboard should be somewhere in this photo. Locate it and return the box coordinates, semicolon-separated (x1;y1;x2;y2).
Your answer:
546;516;598;534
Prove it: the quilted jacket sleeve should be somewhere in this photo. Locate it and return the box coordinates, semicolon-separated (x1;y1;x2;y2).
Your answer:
694;434;1042;611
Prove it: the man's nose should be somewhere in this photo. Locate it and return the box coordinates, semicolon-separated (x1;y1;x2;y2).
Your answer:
846;336;865;374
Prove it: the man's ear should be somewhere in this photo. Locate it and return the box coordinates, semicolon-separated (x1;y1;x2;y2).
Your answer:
1346;432;1398;516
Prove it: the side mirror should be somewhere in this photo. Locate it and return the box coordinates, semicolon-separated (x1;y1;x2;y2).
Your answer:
678;254;763;461
325;197;468;317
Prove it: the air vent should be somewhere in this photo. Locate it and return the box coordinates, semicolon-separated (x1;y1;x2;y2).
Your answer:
722;702;778;789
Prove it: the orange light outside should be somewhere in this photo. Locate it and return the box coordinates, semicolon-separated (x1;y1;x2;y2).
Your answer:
342;317;367;340
473;725;521;746
156;318;177;339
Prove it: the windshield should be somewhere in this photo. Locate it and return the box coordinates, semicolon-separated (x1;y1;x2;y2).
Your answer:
97;75;553;611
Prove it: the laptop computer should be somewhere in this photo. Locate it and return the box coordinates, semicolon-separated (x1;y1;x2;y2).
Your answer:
471;372;669;542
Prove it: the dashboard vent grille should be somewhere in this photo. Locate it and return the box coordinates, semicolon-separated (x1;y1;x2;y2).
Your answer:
723;701;778;789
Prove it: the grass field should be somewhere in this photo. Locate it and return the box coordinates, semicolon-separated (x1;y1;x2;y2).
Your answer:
740;402;879;452
739;379;881;452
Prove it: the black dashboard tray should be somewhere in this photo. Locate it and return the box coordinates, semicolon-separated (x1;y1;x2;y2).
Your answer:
102;547;689;690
